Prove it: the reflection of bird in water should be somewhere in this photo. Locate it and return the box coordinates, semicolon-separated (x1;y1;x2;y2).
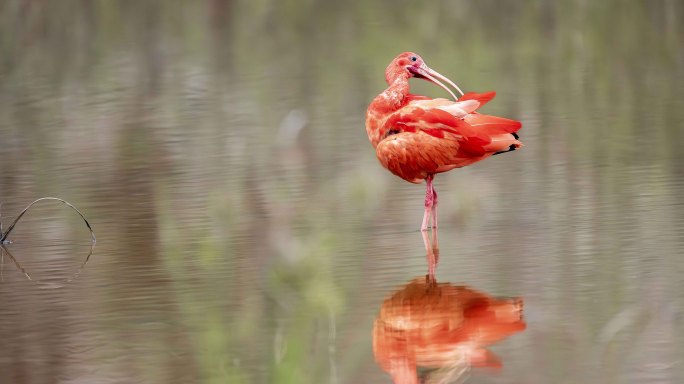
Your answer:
373;277;525;384
365;52;522;231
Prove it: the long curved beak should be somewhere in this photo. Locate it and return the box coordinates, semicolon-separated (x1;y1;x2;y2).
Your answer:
410;64;465;100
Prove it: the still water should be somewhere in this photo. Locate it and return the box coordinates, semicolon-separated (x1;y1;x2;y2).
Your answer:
1;1;683;383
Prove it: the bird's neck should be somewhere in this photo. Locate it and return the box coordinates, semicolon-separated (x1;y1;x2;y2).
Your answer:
382;75;411;110
370;75;411;115
366;75;410;148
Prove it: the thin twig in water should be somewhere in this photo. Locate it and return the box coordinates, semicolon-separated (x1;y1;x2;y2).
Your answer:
0;197;96;244
1;245;32;281
0;197;96;287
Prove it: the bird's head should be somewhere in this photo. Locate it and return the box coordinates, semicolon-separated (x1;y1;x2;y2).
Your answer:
384;52;464;100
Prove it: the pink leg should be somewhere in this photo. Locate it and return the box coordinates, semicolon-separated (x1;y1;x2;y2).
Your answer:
421;175;435;231
421;210;430;232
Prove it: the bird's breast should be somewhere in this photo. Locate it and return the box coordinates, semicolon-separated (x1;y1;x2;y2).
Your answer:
365;108;393;149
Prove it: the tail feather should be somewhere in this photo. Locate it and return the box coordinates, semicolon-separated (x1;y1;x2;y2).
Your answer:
492;143;519;156
465;113;521;135
486;133;523;155
458;91;496;109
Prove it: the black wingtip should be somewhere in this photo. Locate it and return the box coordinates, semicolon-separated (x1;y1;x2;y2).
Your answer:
492;144;517;156
512;132;519;139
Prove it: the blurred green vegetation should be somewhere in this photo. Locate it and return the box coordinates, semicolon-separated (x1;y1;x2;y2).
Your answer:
0;0;682;383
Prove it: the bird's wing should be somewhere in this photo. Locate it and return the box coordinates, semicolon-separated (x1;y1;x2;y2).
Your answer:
464;112;521;135
433;91;497;118
377;105;521;182
407;91;500;120
458;91;497;108
410;91;522;135
382;104;514;156
453;92;522;136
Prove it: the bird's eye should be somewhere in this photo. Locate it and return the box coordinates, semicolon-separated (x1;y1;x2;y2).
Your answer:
410;56;417;62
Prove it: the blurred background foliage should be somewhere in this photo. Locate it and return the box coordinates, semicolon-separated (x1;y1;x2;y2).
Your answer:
0;0;683;383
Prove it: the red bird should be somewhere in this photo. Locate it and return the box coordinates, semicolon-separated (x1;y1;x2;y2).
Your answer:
366;52;522;230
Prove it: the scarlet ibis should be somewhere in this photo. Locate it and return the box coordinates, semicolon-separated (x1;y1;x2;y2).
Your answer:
366;52;522;230
373;277;525;384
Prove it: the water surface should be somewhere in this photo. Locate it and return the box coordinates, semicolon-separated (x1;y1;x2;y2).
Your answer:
0;1;683;383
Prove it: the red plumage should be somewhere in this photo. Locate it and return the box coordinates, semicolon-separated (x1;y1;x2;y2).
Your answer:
365;52;522;230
